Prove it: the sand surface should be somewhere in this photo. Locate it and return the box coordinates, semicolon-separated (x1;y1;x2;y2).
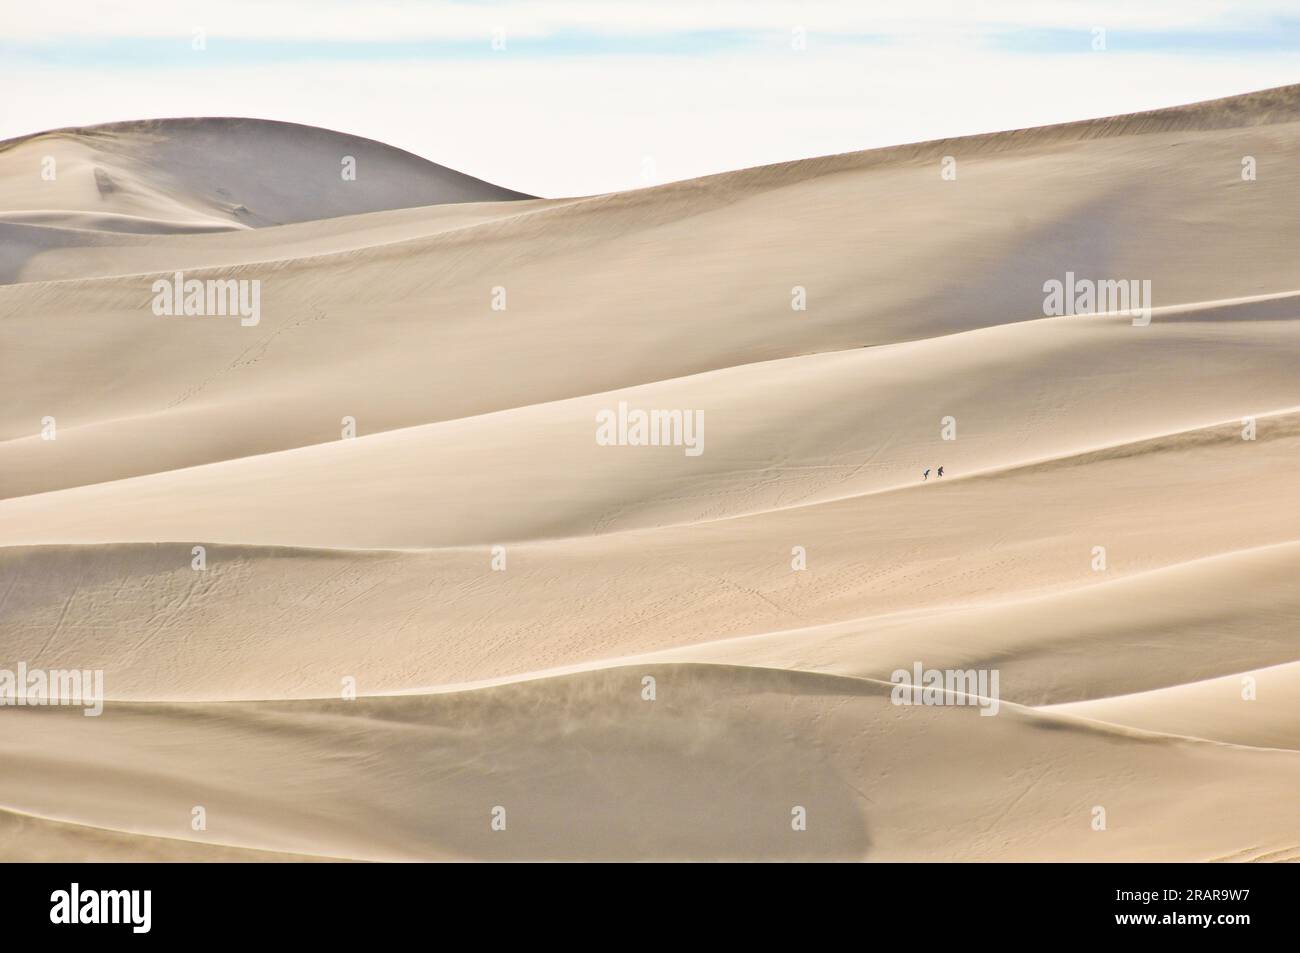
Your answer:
1;88;1297;861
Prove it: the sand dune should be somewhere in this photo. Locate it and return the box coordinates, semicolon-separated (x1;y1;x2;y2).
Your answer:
0;117;531;283
0;117;530;229
1045;659;1300;751
3;666;1299;862
1;86;1298;861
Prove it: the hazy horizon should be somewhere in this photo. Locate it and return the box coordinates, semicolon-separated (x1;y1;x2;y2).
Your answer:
4;1;1299;195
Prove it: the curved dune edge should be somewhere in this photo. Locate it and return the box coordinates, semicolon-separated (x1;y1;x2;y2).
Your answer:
2;86;1299;861
0;117;533;232
0;368;1296;548
0;805;347;862
5;101;1300;506
2;664;1298;862
2;535;1296;710
2;292;1298;508
1042;660;1300;751
660;82;1300;193
0;196;578;288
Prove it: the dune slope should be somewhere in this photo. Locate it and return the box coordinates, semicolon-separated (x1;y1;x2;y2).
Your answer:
1;87;1298;861
0;117;532;281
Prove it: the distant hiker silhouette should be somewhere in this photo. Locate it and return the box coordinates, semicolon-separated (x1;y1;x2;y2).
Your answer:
923;469;931;481
937;466;944;477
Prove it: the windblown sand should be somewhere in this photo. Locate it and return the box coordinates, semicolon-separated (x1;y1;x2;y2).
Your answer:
1;92;1298;861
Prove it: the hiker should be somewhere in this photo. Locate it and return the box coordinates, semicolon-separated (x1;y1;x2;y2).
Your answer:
937;466;944;477
923;468;930;481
